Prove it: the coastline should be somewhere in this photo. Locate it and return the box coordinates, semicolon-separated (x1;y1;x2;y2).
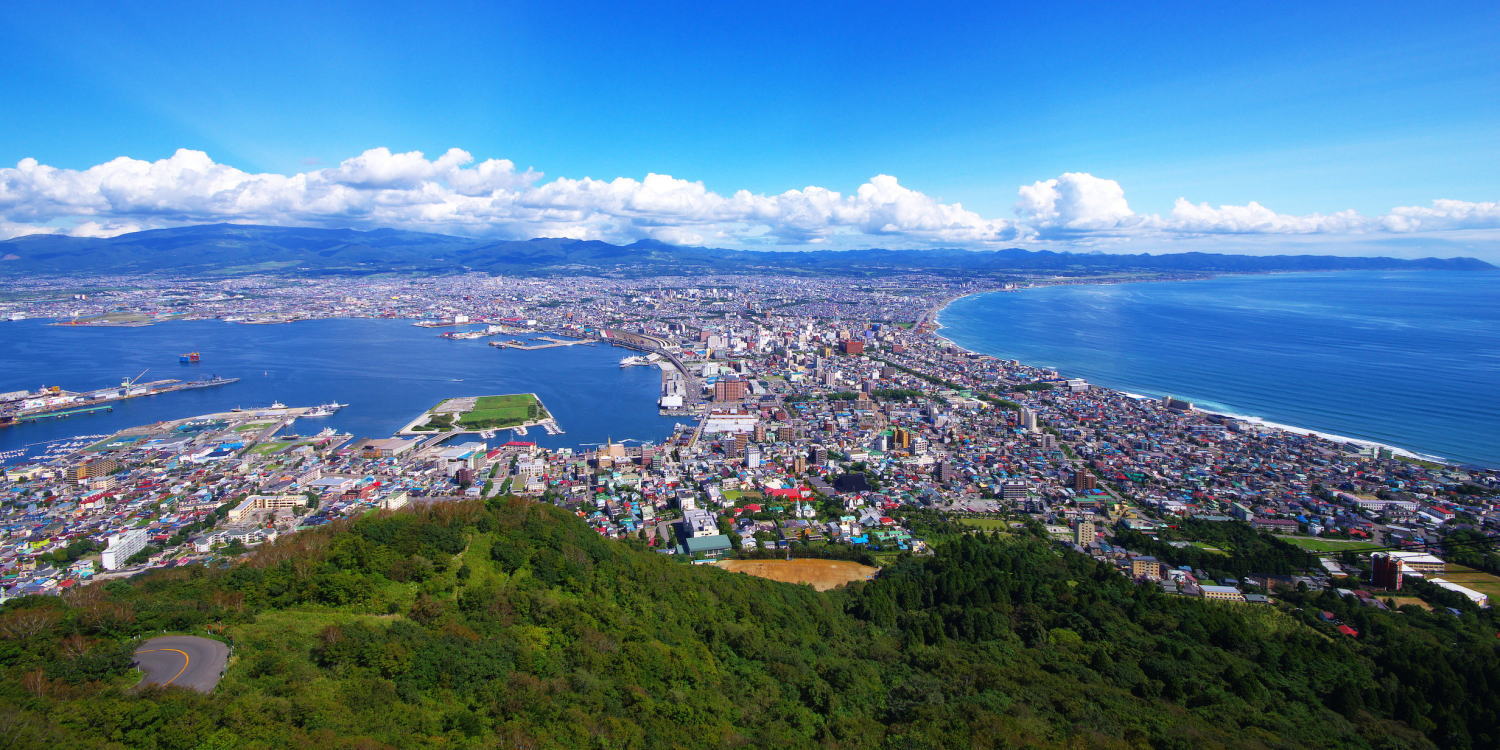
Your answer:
925;282;1461;468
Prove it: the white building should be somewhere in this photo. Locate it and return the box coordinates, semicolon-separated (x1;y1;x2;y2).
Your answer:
100;528;150;570
682;508;719;538
1430;578;1490;608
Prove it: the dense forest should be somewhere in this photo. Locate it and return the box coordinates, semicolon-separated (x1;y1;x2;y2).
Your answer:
1;498;1497;749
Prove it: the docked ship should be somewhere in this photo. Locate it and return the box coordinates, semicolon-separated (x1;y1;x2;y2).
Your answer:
303;402;348;417
620;353;661;367
231;401;288;412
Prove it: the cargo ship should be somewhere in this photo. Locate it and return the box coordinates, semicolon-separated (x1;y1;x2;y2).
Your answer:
179;351;201;364
0;373;239;427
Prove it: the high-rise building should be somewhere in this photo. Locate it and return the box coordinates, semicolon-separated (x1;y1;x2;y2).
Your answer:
1019;407;1039;432
1373;553;1404;590
1073;519;1096;547
936;462;958;483
1002;480;1027;500
713;377;748;402
100;528;149;570
1074;470;1098;492
841;340;865;355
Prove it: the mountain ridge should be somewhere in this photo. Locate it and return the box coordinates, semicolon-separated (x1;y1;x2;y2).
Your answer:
1;223;1492;276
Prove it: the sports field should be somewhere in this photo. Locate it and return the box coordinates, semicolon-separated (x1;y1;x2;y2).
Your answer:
716;558;878;591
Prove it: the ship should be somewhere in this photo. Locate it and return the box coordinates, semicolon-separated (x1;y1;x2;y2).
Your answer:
620;353;661;367
230;400;287;412
179;351;201;364
302;402;348;417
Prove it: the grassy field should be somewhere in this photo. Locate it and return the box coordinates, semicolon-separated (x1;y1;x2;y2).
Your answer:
1438;565;1500;601
457;394;546;428
1386;596;1434;611
716;559;877;591
1276;536;1382;553
247;440;314;456
233;421;276;433
1188;541;1230;556
959;517;1015;532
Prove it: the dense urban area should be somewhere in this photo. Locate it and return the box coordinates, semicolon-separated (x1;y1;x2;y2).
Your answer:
2;271;1499;749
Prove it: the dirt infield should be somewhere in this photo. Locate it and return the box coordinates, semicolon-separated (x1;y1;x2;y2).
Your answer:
716;558;878;591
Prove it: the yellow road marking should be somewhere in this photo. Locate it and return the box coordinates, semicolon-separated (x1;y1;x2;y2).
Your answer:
133;647;191;686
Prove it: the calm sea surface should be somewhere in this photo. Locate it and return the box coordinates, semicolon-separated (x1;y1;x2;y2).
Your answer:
940;270;1500;468
0;319;684;462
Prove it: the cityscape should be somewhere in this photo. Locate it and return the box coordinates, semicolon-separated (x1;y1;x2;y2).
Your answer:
2;2;1498;748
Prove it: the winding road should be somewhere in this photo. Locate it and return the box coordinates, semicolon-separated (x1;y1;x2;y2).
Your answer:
133;635;230;693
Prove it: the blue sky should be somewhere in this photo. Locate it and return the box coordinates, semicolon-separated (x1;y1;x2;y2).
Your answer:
1;1;1497;256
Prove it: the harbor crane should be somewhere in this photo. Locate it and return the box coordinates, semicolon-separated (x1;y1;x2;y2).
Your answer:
121;369;149;388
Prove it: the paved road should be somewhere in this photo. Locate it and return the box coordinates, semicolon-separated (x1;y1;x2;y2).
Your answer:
133;635;230;693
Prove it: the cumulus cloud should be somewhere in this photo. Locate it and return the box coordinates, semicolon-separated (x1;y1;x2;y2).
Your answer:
1379;199;1500;233
1015;172;1139;235
0;148;1494;249
1167;198;1367;234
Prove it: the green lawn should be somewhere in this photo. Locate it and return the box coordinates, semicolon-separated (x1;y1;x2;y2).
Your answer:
247;440;313;456
959;517;1015;532
233;421;276;432
456;394;546;428
1188;541;1230;556
1275;536;1381;553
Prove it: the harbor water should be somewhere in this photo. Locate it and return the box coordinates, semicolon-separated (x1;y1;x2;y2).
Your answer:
0;319;683;462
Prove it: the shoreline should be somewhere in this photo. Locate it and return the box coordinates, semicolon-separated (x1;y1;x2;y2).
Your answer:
925;281;1466;469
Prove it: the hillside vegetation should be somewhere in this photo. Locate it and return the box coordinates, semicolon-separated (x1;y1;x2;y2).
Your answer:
1;499;1496;749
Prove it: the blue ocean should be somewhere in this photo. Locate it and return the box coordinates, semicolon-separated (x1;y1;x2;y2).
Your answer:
940;270;1500;468
0;319;684;463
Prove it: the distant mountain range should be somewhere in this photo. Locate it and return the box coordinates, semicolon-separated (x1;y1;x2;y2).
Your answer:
1;223;1492;277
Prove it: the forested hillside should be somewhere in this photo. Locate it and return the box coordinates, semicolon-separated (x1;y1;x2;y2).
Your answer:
0;499;1496;749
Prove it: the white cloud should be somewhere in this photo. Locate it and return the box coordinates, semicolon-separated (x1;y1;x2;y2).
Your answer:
1016;172;1138;234
0;149;1495;252
1167;198;1367;234
1379;199;1500;233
